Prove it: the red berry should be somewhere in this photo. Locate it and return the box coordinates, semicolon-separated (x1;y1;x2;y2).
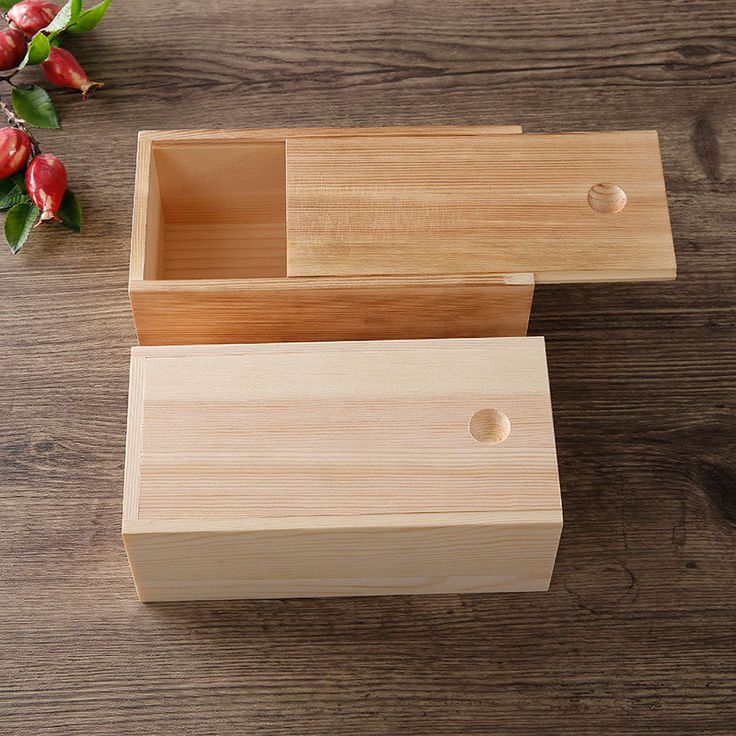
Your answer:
25;153;67;225
0;127;32;179
41;47;104;100
0;28;27;71
8;0;60;37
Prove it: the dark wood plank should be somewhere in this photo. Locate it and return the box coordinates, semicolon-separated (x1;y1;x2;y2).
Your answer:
1;1;735;733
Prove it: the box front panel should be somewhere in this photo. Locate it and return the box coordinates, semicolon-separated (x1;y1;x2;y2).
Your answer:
129;274;533;346
124;513;562;602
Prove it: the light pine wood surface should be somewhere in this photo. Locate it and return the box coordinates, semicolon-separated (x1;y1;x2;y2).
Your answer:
131;125;522;280
286;132;675;282
124;337;561;601
130;125;675;346
129;337;558;519
125;511;561;602
0;1;734;734
130;272;534;345
130;125;533;344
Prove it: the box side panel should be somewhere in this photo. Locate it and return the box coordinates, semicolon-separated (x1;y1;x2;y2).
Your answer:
130;134;164;283
129;274;533;346
124;513;562;602
122;353;146;522
139;125;523;146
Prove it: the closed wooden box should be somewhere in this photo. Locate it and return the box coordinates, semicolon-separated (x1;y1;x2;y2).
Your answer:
129;126;675;346
123;337;562;602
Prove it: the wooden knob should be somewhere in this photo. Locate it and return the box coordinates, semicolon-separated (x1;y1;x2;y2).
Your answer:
588;183;627;214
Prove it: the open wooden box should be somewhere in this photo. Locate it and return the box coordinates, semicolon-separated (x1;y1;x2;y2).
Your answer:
129;126;675;346
123;124;676;602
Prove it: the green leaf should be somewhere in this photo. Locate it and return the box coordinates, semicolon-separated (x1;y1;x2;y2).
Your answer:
0;179;14;198
0;188;29;210
11;86;60;129
68;0;112;34
43;0;81;35
16;0;81;67
0;177;30;210
4;201;39;254
19;31;51;67
57;189;82;233
0;1;19;10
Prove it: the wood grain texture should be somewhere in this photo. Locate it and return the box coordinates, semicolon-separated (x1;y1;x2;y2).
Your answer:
124;512;561;602
128;337;559;520
131;125;521;279
124;337;560;600
286;132;676;282
130;273;534;345
130;126;534;343
151;126;520;278
143;124;523;145
1;0;735;733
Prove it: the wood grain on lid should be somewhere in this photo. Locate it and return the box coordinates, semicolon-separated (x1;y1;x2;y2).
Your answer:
126;338;560;522
285;131;675;283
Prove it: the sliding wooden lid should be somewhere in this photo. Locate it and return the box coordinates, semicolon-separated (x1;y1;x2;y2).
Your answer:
285;131;675;283
126;337;560;523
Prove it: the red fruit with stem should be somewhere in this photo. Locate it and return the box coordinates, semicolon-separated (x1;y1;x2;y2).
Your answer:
0;28;27;71
0;127;32;178
41;47;104;100
7;1;60;37
25;153;67;225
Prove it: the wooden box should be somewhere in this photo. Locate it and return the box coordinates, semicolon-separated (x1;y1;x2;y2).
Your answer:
123;124;677;602
129;126;675;346
123;337;562;602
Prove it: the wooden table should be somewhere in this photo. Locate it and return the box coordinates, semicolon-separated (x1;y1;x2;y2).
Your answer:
1;2;734;733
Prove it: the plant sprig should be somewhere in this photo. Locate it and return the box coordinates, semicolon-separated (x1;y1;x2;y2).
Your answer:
0;0;112;253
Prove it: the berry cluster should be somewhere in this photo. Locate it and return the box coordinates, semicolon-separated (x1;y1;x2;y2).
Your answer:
0;0;111;252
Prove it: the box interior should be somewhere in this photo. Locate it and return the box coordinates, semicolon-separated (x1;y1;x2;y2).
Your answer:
147;141;286;280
